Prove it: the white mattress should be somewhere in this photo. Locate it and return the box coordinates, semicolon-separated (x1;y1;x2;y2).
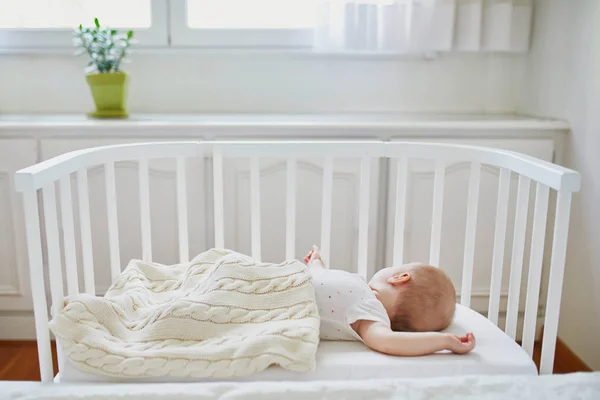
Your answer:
59;304;537;382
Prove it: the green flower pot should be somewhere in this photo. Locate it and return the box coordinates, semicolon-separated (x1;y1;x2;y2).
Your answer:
86;72;129;118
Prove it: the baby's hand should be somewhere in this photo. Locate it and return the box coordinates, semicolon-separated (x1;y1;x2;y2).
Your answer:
445;332;476;354
303;245;322;264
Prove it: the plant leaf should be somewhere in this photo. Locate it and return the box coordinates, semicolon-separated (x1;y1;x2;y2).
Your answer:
74;19;135;73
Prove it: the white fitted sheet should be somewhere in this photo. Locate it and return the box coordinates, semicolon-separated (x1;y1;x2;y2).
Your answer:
59;304;537;382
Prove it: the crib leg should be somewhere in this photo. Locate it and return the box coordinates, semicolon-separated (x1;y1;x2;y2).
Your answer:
23;191;54;382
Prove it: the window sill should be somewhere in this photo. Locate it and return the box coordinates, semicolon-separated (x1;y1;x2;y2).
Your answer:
0;113;570;139
0;45;450;59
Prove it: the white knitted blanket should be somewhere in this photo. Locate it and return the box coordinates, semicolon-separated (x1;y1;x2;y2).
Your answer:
49;249;320;379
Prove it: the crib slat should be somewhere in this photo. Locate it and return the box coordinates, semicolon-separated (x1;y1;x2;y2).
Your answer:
522;183;550;357
105;162;121;282
250;157;262;261
139;158;152;262
213;147;225;249
176;157;189;263
23;191;53;382
540;191;572;375
197;154;207;251
42;183;64;317
393;157;408;266
461;162;481;307
357;157;371;279
505;176;531;340
488;168;511;325
429;160;445;267
286;158;297;260
320;157;334;265
60;175;78;295
42;183;67;370
77;169;95;295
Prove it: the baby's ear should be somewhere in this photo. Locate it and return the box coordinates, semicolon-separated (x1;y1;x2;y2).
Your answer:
388;272;411;285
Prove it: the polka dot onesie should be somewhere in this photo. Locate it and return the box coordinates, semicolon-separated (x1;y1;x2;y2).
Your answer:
310;268;390;341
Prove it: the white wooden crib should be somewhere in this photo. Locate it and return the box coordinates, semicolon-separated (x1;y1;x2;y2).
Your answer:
13;140;581;383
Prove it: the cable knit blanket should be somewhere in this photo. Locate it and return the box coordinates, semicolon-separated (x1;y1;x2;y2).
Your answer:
49;249;320;379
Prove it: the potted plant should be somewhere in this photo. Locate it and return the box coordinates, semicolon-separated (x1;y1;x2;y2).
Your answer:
74;18;135;118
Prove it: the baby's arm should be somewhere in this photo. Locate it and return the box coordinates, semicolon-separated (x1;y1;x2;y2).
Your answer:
353;320;475;356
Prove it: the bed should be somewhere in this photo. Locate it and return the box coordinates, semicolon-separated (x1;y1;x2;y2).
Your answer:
4;373;600;399
13;140;581;382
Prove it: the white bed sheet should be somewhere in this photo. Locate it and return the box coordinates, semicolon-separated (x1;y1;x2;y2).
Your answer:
10;374;600;400
59;304;537;382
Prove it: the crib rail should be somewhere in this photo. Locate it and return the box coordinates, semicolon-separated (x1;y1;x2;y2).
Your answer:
14;141;580;192
14;140;580;381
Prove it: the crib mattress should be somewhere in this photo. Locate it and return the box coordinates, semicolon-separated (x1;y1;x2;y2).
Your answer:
58;304;537;382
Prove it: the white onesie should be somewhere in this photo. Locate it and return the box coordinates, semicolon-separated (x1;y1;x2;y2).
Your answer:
310;268;391;341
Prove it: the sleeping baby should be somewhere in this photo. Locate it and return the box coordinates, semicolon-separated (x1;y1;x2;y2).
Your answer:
304;246;476;356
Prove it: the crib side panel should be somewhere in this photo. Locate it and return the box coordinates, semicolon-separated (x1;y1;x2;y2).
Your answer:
15;140;579;379
386;141;560;328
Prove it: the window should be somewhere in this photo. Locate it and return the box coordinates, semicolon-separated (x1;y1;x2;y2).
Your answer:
0;0;152;28
0;0;320;50
0;1;532;53
0;0;168;49
186;0;316;29
169;0;317;47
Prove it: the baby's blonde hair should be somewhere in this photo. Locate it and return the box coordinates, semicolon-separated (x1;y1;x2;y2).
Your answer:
390;264;456;332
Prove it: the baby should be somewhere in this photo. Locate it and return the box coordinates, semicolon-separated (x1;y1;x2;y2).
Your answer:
305;246;475;356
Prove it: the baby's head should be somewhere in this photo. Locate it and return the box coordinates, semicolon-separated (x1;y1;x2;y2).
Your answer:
369;263;456;332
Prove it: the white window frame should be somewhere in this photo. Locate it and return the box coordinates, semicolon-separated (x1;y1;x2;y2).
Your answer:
168;0;313;48
0;0;317;51
0;0;169;50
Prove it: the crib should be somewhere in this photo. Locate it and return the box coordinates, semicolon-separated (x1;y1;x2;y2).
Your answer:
14;140;581;383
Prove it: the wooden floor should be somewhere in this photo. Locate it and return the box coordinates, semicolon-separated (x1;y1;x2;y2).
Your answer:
0;341;58;381
0;340;589;381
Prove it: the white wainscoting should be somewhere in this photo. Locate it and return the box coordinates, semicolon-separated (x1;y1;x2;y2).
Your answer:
0;140;38;314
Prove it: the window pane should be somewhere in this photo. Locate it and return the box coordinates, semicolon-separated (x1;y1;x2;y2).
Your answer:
0;0;151;28
187;0;317;29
